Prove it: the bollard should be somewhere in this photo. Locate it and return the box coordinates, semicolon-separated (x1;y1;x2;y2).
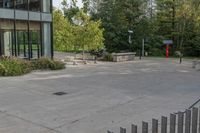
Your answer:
140;50;142;60
180;56;182;64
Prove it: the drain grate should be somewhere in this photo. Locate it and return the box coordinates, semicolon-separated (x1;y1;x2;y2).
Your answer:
53;92;68;96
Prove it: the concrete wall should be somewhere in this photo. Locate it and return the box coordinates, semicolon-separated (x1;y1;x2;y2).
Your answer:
112;53;136;62
43;23;51;57
0;8;52;22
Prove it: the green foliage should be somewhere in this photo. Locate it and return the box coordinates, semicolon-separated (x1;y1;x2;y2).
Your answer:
50;60;66;70
155;0;200;57
55;0;200;57
73;10;104;51
149;48;165;57
0;57;33;76
32;58;65;70
62;0;80;23
53;7;104;53
0;57;65;76
53;9;74;52
102;54;113;61
91;0;149;53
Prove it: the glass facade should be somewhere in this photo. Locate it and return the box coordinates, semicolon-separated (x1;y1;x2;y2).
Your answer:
29;0;40;12
0;19;14;56
15;0;28;10
29;21;41;58
16;20;28;57
0;0;14;9
0;0;53;59
42;0;50;13
0;0;51;12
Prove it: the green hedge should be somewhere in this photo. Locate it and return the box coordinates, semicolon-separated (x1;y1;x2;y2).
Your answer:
0;57;65;76
102;54;113;61
32;58;65;70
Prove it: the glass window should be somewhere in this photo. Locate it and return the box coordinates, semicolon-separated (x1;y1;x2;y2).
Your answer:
30;22;41;58
15;0;28;10
29;0;40;12
0;19;14;56
0;0;14;9
42;0;50;13
16;21;28;58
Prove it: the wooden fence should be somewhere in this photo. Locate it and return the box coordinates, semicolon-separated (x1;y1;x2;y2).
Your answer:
107;107;200;133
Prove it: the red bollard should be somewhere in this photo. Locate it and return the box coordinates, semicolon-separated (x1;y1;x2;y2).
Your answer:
166;44;169;58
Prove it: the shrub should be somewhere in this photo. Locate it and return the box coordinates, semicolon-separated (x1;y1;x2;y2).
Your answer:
0;57;65;76
0;63;6;76
31;58;52;70
0;57;33;76
50;60;66;70
149;48;165;57
32;58;65;70
102;54;113;61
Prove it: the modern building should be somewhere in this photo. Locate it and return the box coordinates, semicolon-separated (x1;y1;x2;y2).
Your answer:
0;0;53;59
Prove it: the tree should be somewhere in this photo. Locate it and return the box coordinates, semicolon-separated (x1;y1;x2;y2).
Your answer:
62;0;80;23
56;0;200;57
73;10;104;55
53;8;104;55
91;0;149;52
82;0;90;13
155;0;200;56
53;9;74;51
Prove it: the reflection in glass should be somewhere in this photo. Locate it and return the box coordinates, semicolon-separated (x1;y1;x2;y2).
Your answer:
30;22;41;58
29;0;40;12
42;0;50;13
0;19;14;56
16;31;28;58
15;0;28;10
0;0;14;9
16;21;28;58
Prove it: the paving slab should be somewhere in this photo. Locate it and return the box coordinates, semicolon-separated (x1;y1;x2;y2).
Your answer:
0;58;199;133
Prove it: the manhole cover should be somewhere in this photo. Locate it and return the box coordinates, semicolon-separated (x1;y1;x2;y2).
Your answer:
53;92;68;96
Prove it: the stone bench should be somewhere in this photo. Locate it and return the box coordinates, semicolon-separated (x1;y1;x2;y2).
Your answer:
112;52;136;62
192;60;200;69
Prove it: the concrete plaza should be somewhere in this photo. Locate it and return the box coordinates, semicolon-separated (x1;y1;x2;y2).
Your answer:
0;58;199;133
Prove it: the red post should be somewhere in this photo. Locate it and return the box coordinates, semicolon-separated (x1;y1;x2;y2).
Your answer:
166;44;169;58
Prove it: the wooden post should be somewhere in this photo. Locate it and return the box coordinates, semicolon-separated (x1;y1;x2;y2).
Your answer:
142;121;148;133
161;116;167;133
199;108;200;133
185;110;191;133
152;119;158;133
177;112;184;133
120;127;126;133
132;124;137;133
170;114;176;133
192;108;198;133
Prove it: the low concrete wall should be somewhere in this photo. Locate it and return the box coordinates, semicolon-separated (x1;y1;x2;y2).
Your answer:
193;60;200;70
112;52;136;62
54;52;94;61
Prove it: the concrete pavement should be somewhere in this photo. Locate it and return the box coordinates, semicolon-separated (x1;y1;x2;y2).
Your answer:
0;58;199;133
